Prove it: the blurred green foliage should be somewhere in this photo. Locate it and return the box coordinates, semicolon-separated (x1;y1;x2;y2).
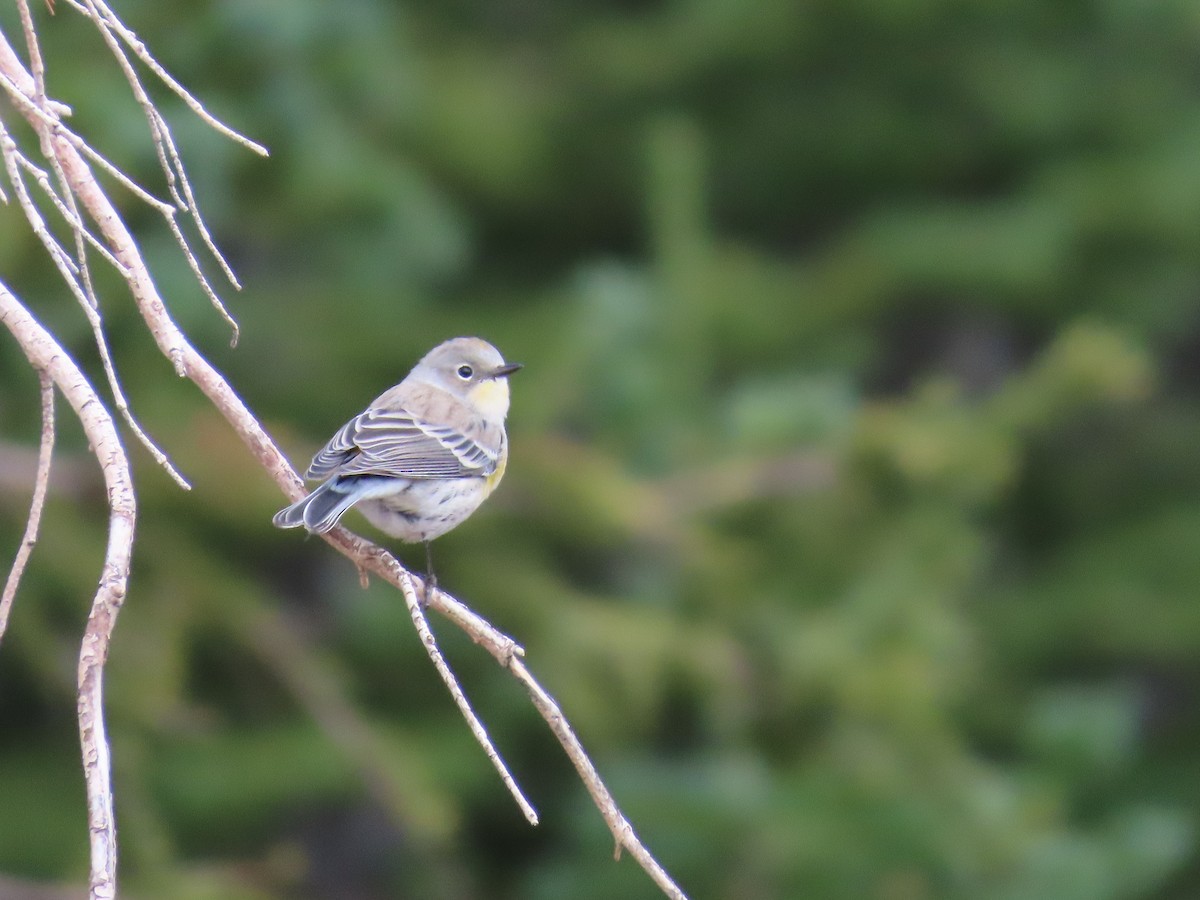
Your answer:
1;0;1199;897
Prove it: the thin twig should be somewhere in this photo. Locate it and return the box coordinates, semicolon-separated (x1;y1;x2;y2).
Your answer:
88;325;192;488
13;153;126;272
146;98;245;292
509;660;687;898
44;150;101;311
1;120;86;288
61;0;263;322
0;66;173;213
396;566;538;825
0;46;190;488
86;29;185;210
22;0;104;313
0;372;55;644
61;0;269;158
75;0;242;342
0;127;190;489
163;212;241;344
15;0;46;114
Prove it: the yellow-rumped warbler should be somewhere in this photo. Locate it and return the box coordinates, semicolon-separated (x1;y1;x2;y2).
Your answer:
273;336;521;596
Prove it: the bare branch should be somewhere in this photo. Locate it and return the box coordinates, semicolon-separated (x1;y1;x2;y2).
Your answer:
0;372;55;644
15;0;47;115
327;537;689;898
0;279;134;900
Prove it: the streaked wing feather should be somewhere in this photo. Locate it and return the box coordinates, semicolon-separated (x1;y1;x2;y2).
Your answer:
417;423;499;471
305;418;361;480
308;407;497;481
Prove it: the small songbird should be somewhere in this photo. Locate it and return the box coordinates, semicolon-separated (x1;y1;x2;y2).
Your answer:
273;336;521;598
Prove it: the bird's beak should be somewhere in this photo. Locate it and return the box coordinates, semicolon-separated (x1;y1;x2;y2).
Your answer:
492;362;523;378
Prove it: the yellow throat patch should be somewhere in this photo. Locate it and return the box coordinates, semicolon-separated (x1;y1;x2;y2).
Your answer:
468;378;511;421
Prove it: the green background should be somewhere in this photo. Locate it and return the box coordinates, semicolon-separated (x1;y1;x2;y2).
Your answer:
2;0;1199;897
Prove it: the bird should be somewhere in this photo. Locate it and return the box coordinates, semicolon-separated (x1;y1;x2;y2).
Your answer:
273;336;521;601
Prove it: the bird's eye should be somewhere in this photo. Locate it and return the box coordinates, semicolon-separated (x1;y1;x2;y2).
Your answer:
457;365;473;380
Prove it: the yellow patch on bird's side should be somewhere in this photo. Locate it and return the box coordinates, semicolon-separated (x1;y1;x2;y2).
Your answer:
468;379;511;420
484;452;508;495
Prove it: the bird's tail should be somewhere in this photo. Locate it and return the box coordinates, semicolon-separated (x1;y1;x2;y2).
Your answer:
272;480;359;534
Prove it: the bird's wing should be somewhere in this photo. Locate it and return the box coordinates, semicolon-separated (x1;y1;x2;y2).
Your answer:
305;405;499;481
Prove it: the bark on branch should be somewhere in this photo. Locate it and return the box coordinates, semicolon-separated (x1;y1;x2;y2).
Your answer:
0;282;132;900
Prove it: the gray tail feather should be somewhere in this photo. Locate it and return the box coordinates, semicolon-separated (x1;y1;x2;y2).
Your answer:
272;480;358;534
